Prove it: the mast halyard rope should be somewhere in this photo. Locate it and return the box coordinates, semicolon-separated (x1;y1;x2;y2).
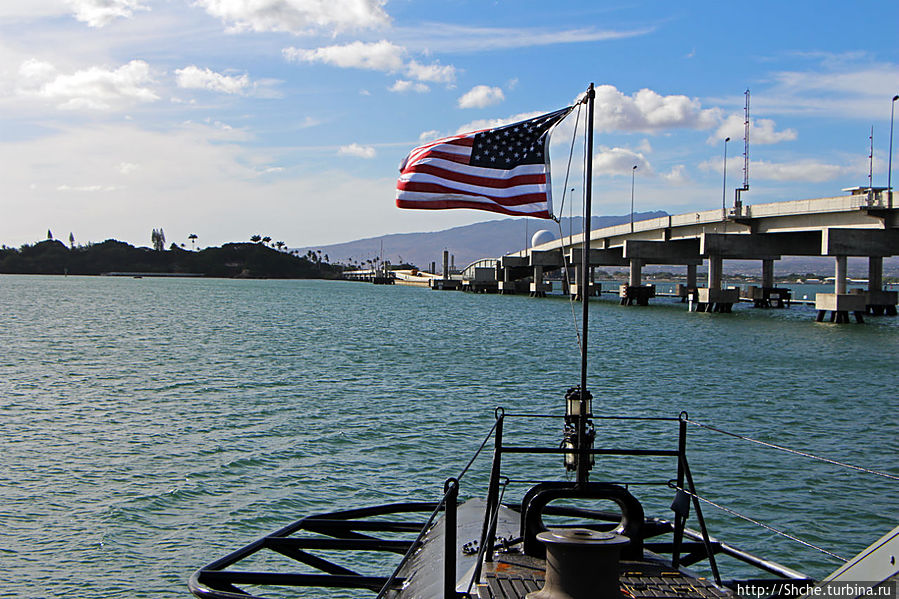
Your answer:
555;102;584;353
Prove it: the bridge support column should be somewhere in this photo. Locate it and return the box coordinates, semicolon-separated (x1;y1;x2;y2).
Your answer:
749;259;791;308
570;264;598;300
530;265;549;297
815;255;865;323
762;259;774;288
835;255;847;295
677;264;698;303
864;256;898;316
708;255;722;291
618;259;653;306
691;255;738;313
629;259;642;287
499;264;515;295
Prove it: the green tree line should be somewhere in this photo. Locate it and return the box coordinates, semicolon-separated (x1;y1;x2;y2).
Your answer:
0;239;343;279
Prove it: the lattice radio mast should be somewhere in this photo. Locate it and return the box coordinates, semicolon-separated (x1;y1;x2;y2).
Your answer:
733;89;750;216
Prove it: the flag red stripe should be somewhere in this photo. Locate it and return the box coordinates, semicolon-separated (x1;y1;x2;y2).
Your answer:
410;149;472;165
396;197;550;218
397;181;548;206
402;163;547;188
406;136;474;163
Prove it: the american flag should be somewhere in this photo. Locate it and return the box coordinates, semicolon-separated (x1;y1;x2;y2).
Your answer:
395;106;574;219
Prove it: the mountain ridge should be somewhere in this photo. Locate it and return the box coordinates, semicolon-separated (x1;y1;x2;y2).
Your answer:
300;213;668;270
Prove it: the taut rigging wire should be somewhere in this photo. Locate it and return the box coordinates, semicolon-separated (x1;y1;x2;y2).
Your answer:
553;102;585;353
685;418;899;481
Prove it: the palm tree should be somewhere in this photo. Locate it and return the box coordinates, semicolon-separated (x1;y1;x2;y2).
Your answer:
262;236;272;246
188;233;198;250
275;241;285;251
251;234;262;243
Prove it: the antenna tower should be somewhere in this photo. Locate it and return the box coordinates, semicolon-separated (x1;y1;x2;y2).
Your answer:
733;89;750;216
868;126;874;189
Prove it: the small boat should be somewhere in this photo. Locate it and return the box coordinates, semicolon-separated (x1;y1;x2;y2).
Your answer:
189;85;899;599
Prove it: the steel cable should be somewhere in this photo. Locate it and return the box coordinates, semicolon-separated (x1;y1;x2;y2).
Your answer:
684;418;899;481
668;483;848;563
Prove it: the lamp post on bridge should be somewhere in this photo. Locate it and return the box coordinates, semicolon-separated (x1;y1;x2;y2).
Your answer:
889;94;898;209
722;137;730;217
630;165;637;232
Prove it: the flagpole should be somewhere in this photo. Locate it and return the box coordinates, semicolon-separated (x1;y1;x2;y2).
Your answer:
577;83;595;484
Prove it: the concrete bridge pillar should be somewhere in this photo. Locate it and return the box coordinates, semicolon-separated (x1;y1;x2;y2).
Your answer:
530;265;548;297
815;255;865;323
687;264;697;289
749;258;790;308
692;254;737;313
835;255;847;295
864;256;898;316
708;255;723;290
501;261;515;295
619;258;654;306
762;259;775;288
678;264;698;302
869;256;883;292
629;259;642;287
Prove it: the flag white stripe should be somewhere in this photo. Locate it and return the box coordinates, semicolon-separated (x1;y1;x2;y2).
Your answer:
407;136;473;163
408;156;546;180
398;172;547;198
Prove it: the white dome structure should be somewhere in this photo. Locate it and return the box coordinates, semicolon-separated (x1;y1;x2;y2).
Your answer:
531;229;556;248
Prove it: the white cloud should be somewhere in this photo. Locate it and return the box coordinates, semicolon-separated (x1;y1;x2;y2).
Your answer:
67;0;148;27
709;115;797;145
458;85;504;109
57;184;121;192
16;59;158;110
175;66;250;94
698;156;861;183
338;143;376;158
196;0;389;35
751;55;899;117
751;159;857;183
283;41;456;87
298;116;320;128
594;85;721;132
662;165;689;185
390;79;429;94
419;129;441;141
118;161;139;174
392;24;654;54
405;60;456;84
283;40;405;71
593;146;651;176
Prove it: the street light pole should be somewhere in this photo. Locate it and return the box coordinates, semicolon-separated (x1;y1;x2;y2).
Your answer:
889;95;898;209
630;165;637;232
722;137;730;217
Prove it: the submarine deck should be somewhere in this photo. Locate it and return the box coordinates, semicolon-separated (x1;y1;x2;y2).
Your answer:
477;553;733;599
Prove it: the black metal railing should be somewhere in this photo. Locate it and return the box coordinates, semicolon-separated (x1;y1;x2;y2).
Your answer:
190;408;817;598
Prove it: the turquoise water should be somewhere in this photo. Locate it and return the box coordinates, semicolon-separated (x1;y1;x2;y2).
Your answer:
1;275;897;597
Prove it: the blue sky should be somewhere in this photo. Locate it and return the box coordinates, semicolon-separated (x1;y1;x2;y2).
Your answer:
1;1;898;250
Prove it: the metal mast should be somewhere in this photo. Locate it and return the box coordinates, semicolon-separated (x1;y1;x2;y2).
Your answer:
734;89;750;216
574;84;596;485
869;126;874;190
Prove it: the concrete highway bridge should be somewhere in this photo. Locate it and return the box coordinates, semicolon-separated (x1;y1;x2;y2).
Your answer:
458;187;899;323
